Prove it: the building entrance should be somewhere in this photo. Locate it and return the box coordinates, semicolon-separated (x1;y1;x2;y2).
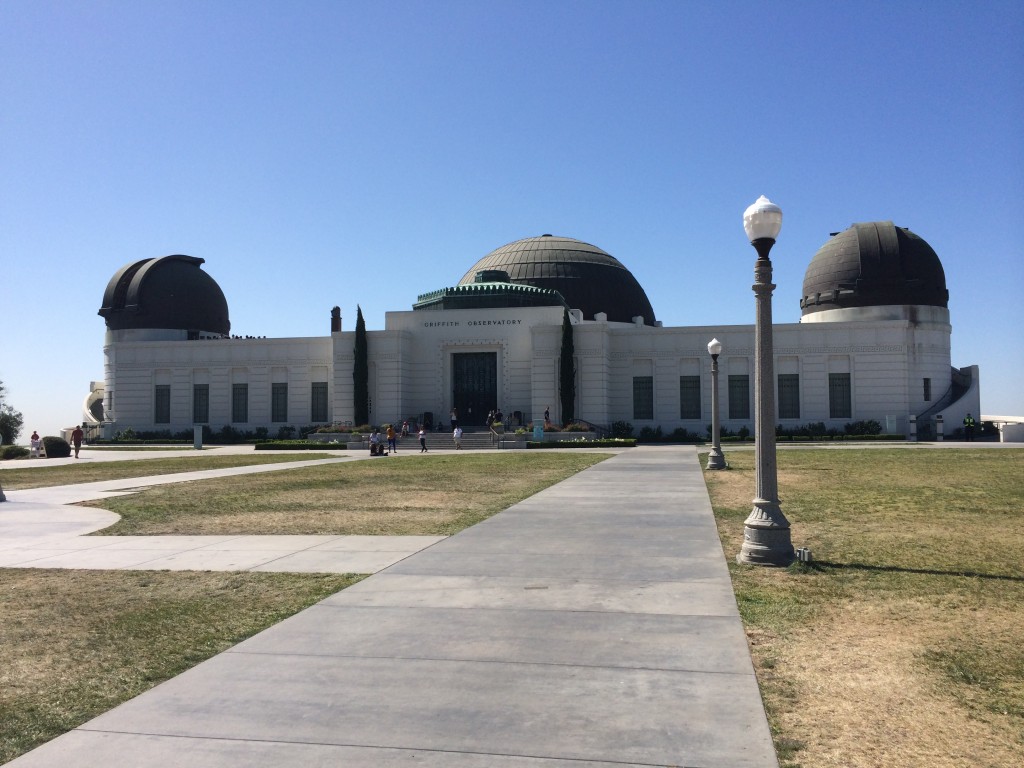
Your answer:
452;352;497;427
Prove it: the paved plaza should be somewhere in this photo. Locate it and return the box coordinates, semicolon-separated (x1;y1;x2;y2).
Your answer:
2;445;779;767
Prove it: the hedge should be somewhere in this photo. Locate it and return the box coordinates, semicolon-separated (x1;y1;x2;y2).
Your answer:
527;439;636;449
253;440;351;451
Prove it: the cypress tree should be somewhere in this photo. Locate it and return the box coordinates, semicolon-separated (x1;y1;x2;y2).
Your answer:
559;308;575;426
353;306;369;425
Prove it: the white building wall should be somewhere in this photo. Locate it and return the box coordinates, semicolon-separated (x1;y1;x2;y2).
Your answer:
100;303;961;438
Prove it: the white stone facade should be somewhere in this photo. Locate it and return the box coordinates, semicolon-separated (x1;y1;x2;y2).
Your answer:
99;301;978;437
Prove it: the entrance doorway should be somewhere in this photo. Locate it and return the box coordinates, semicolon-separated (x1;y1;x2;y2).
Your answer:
452;352;497;427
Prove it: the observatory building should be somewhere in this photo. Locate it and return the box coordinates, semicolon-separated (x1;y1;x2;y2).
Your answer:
88;226;979;438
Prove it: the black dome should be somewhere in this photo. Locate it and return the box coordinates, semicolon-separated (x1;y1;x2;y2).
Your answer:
801;222;948;316
98;255;230;335
458;235;656;324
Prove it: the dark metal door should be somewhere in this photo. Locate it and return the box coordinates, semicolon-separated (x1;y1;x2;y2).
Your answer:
452;352;497;427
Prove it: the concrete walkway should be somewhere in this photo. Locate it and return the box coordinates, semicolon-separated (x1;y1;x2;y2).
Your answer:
6;446;778;768
0;455;444;573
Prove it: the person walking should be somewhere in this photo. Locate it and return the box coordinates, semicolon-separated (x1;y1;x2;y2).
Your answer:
70;425;84;459
963;413;976;441
450;407;458;430
386;424;397;452
418;427;428;452
453;425;463;450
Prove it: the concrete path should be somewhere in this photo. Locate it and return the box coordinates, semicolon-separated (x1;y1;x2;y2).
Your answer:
6;446;778;768
0;454;444;573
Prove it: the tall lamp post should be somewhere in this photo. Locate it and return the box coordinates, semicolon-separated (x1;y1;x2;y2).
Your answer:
706;338;726;470
737;195;794;566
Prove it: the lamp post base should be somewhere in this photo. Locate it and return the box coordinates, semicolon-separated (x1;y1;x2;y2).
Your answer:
737;501;794;566
706;448;727;470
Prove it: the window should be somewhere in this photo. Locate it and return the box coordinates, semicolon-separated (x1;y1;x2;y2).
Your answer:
679;375;701;420
271;383;288;422
923;378;931;402
728;375;750;420
154;385;170;424
632;376;653;420
777;374;800;419
232;383;248;423
829;373;852;419
193;384;209;423
311;381;328;422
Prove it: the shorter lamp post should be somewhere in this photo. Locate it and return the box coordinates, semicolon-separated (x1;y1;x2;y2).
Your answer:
706;338;726;470
737;195;794;566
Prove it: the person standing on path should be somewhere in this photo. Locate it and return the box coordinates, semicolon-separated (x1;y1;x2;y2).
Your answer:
963;413;976;441
70;425;84;459
418;427;428;452
453;425;463;449
386;424;397;452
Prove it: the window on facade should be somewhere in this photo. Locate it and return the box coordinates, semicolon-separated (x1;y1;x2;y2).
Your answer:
271;383;288;422
311;382;328;422
728;375;750;420
193;384;209;424
154;385;170;424
632;376;654;420
829;373;852;419
777;374;800;420
232;384;248;423
923;378;931;402
679;375;701;420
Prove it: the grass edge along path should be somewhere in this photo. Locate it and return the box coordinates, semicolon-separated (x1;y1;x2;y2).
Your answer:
0;570;359;764
704;447;1024;768
2;452;611;763
83;453;611;536
0;453;340;490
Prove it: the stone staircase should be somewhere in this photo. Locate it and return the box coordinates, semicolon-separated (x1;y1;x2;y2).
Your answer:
398;429;513;451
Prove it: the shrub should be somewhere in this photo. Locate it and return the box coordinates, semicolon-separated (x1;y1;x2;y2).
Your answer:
737;425;750;440
2;445;30;460
562;421;590;432
638;425;663;442
669;427;702;442
610;421;634;438
42;436;71;458
276;425;296;440
844;419;882;436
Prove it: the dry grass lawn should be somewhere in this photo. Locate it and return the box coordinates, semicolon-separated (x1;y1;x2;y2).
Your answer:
706;447;1024;768
0;570;358;764
81;453;609;535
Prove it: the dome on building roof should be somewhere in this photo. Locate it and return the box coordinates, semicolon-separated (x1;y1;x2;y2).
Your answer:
801;222;948;316
458;235;656;324
98;255;230;336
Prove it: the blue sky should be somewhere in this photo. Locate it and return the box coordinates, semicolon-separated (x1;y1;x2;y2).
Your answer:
2;0;1022;437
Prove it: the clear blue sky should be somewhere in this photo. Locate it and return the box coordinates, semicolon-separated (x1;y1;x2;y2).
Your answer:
2;0;1022;438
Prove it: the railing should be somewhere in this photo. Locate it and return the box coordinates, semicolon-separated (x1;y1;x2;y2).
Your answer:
569;418;609;438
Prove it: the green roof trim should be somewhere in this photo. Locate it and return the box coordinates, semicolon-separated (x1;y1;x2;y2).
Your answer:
413;281;569;311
